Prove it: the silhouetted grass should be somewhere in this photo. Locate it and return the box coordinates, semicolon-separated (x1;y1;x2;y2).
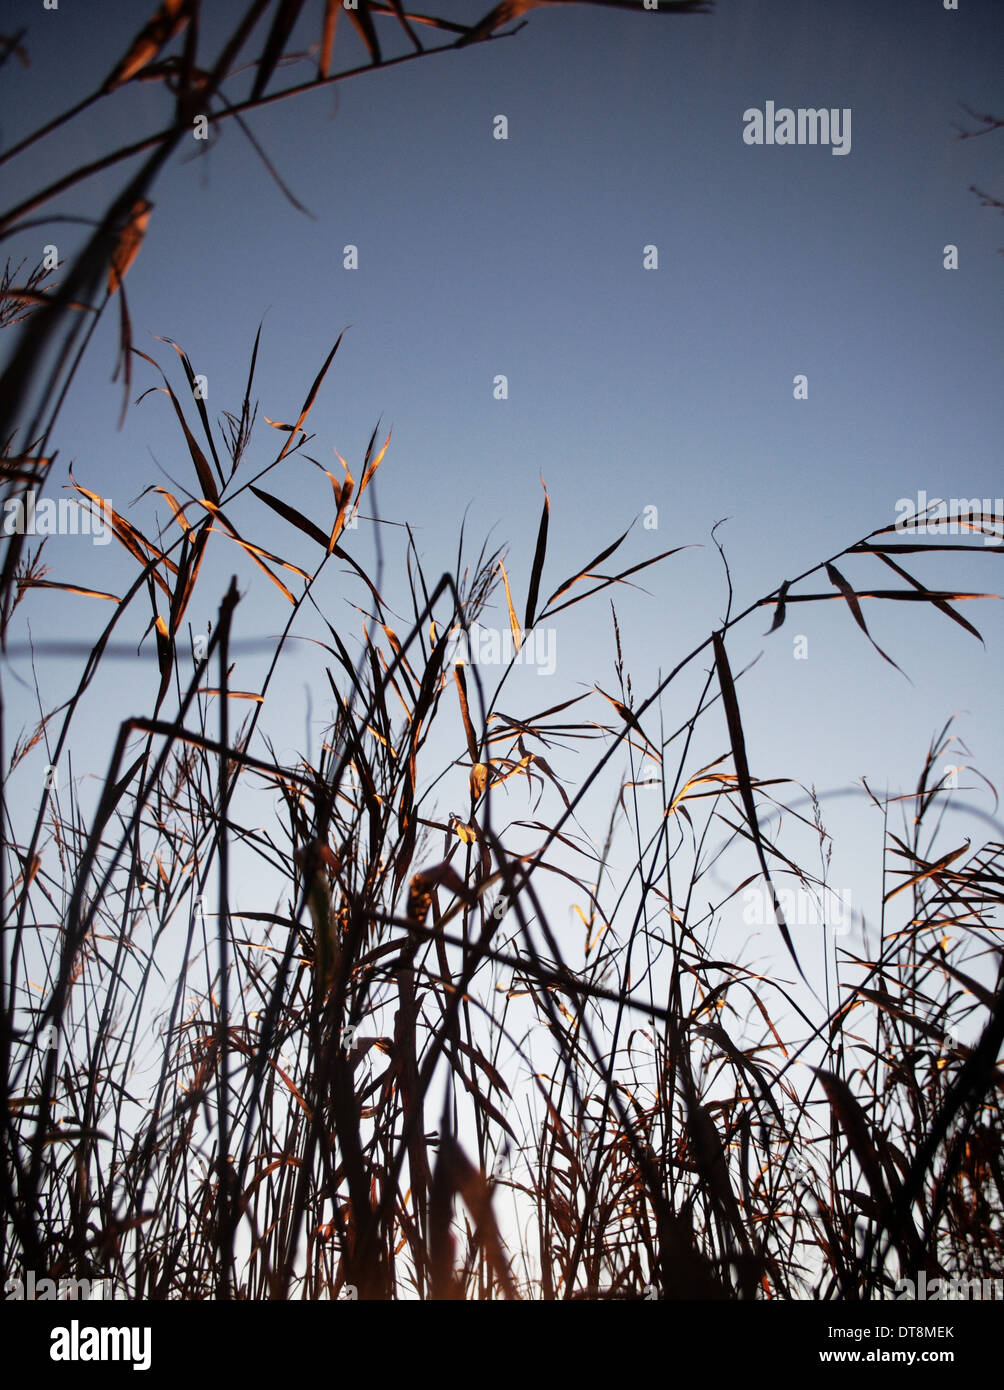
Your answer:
2;0;1001;1301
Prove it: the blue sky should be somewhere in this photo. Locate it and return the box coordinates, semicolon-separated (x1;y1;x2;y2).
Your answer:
2;0;1002;1007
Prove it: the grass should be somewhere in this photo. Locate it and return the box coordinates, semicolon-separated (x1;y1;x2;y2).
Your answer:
1;0;1002;1302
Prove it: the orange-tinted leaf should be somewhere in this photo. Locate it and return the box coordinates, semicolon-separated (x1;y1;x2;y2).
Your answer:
19;578;118;601
197;689;265;702
102;0;189;91
319;0;338;76
107;199;153;295
454;665;479;763
594;686;659;757
407;860;470;926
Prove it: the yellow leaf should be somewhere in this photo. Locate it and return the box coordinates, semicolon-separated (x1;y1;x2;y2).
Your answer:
499;560;522;653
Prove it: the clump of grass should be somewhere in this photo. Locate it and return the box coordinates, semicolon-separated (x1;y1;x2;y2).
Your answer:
2;325;1000;1299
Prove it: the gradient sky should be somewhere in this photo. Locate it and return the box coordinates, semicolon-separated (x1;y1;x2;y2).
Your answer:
2;0;1002;1010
